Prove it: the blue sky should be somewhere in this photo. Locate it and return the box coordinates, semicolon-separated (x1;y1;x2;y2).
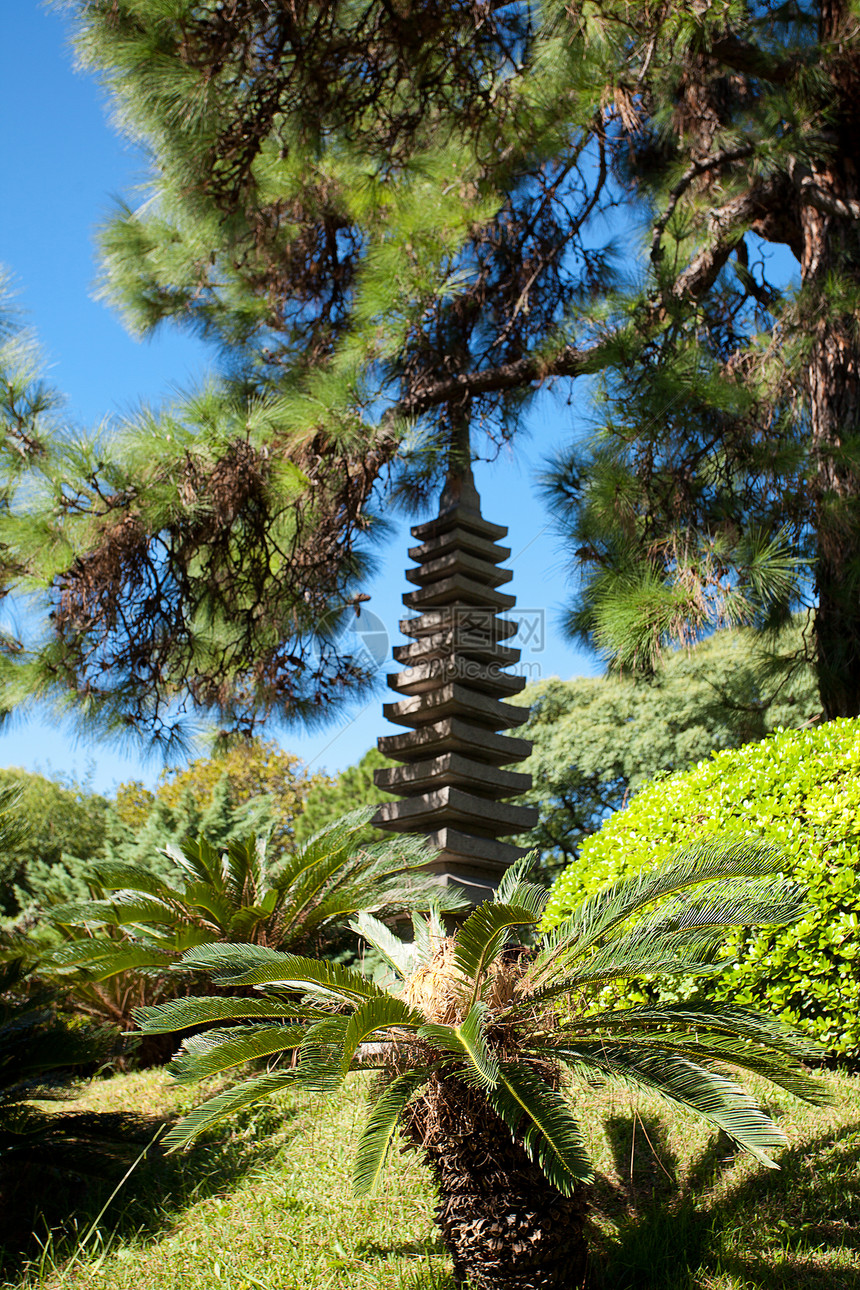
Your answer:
0;4;600;794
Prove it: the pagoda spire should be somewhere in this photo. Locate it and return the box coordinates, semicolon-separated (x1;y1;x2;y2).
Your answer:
373;430;538;904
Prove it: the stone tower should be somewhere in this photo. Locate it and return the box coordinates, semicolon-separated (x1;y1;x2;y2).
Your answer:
373;465;538;903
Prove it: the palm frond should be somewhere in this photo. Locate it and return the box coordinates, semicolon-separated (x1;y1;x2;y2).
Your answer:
453;903;541;1007
90;863;184;901
563;1042;790;1167
632;879;807;941
178;943;384;1004
224;836;264;904
525;877;805;1000
168;1024;305;1082
279;853;366;939
170;835;225;889
534;1006;825;1104
352;1074;427;1197
534;927;731;996
310;870;464;928
488;1062;593;1194
295;1015;351;1092
420;1003;500;1090
412;907;448;967
179;881;235;929
532;843;786;985
163;1070;299;1151
41;938;169;979
284;806;377;863
495;854;548;920
341;995;423;1075
350;912;416;979
269;809;376;900
51;896;178;927
133;995;321;1034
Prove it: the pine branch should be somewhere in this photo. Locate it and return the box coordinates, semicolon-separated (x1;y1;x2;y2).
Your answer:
671;175;788;301
788;159;860;220
651;145;757;266
396;341;606;417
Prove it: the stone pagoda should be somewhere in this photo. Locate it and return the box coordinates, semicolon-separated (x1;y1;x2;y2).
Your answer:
373;462;538;903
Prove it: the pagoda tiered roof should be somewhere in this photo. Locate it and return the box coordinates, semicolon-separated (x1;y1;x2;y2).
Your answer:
373;481;538;904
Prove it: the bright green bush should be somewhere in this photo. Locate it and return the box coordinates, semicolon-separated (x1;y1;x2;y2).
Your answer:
544;718;860;1061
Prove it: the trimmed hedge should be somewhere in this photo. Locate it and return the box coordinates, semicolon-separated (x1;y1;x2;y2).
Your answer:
544;718;860;1061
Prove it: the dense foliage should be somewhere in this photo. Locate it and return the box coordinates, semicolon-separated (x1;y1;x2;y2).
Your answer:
136;847;821;1289
293;748;391;848
0;781;145;1245
6;739;322;924
545;718;860;1061
540;0;860;718
0;0;852;743
113;738;325;860
0;770;112;917
0;3;615;743
516;626;819;872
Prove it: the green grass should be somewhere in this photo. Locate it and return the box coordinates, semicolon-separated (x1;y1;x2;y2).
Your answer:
2;1067;859;1290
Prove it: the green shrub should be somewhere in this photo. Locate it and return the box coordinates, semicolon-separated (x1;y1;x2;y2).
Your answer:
543;718;860;1061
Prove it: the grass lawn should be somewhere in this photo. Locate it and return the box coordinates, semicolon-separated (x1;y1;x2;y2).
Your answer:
3;1066;859;1290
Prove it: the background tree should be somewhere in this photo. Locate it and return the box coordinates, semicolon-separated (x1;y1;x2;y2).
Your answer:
293;748;390;848
115;738;325;858
6;738;323;924
0;770;112;918
516;624;819;873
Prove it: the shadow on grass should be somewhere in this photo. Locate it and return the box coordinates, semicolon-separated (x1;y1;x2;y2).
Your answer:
589;1117;860;1290
0;1097;294;1281
355;1239;448;1260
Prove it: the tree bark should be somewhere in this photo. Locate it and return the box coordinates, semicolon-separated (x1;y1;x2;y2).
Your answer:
404;1081;588;1290
798;0;860;718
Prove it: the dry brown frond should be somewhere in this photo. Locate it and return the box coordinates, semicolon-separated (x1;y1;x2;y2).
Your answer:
402;940;468;1024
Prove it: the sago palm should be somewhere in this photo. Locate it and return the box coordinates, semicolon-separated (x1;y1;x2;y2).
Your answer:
134;844;824;1290
43;808;463;990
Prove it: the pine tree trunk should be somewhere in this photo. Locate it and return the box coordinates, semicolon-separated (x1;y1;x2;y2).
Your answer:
403;1081;588;1290
799;0;860;719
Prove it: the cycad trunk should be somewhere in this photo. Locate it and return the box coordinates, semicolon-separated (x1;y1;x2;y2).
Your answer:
404;1080;588;1290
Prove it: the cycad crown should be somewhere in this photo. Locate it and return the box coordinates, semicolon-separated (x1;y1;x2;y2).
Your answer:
136;841;823;1172
135;841;824;1289
43;808;466;985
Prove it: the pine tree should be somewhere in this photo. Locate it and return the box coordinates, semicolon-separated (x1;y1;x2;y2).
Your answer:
0;3;617;743
4;1;858;735
543;0;860;718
